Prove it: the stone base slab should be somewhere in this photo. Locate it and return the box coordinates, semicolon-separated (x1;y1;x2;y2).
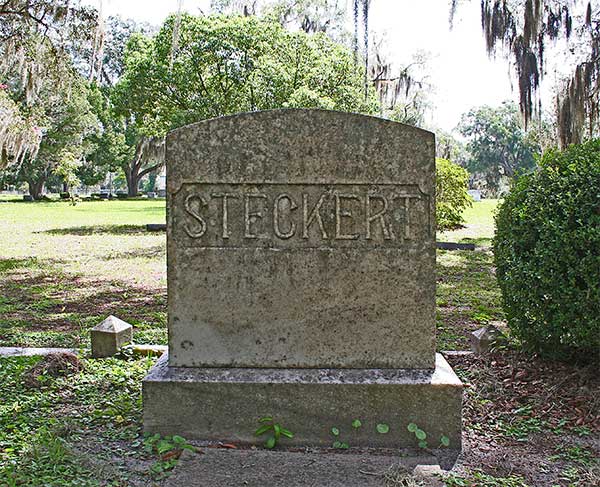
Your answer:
143;353;462;456
164;449;447;487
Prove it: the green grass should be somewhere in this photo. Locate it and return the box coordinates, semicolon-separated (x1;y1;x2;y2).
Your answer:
0;355;157;486
0;199;167;348
436;200;504;349
439;199;499;246
0;198;502;351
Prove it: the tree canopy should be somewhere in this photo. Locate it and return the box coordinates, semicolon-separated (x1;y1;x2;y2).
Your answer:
458;101;538;192
4;73;98;198
107;13;376;196
115;13;376;135
0;0;97;166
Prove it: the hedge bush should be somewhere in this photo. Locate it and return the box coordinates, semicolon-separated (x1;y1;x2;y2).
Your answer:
436;158;472;231
493;139;600;361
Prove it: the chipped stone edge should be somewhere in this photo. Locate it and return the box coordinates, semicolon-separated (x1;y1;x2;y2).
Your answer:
145;353;462;386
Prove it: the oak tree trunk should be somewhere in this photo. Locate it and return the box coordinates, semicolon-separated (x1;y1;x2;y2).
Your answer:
27;179;45;200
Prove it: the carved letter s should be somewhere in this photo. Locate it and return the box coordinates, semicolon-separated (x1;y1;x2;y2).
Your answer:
184;194;207;238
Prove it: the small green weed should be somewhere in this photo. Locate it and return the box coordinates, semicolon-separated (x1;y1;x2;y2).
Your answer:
549;444;595;466
254;416;294;449
494;405;544;441
330;418;363;449
140;433;196;479
444;469;530;487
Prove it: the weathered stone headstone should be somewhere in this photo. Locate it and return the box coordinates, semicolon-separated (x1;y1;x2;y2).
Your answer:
143;109;462;454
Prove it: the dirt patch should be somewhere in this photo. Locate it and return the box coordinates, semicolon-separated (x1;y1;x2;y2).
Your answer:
447;351;600;485
23;352;83;388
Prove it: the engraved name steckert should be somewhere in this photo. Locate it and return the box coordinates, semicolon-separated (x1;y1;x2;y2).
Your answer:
173;183;431;248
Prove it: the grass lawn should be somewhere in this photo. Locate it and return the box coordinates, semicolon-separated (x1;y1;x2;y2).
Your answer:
0;197;502;351
0;198;598;486
0;199;167;348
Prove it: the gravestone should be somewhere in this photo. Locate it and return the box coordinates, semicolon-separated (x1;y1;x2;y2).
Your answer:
467;189;482;202
143;109;462;454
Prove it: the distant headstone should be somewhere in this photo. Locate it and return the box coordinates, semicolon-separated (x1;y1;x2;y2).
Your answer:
91;315;133;358
470;324;504;354
23;195;34;201
143;109;462;456
467;189;481;202
157;189;166;197
437;241;475;251
146;223;166;232
147;192;157;199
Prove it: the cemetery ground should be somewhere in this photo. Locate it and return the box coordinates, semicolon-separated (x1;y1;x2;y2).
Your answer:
0;198;598;486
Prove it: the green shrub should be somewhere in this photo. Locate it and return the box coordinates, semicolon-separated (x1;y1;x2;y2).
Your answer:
493;140;600;361
436;158;472;231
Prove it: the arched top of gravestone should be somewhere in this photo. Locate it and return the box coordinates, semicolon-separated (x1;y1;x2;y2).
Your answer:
166;109;435;195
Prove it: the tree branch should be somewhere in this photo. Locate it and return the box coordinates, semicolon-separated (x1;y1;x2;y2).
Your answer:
138;161;164;179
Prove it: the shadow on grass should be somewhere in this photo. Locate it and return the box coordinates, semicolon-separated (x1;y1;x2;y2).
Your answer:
103;245;165;260
42;224;148;236
458;236;494;247
0;257;41;273
0;257;166;347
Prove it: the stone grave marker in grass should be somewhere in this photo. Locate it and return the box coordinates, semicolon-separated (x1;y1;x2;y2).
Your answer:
143;109;463;459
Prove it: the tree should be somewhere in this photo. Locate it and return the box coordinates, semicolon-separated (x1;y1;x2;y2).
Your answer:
73;17;155;193
0;1;98;163
8;74;98;199
436;158;472;231
69;15;156;86
452;1;599;147
371;48;433;127
458;101;538;193
0;87;41;167
436;130;468;166
113;14;376;196
210;0;347;36
77;82;130;188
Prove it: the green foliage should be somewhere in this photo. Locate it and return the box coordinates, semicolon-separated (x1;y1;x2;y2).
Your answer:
436;157;472;231
549;444;596;466
254;416;294;449
376;423;389;434
332;441;349;449
116;14;376;136
0;355;154;486
444;470;530;487
407;423;428;448
3;74;98;198
458;101;538;193
330;418;363;449
79;83;132;187
493;139;600;361
141;433;195;479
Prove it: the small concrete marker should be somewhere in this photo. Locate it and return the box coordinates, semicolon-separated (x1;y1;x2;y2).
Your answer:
470;324;505;354
91;315;133;358
413;464;446;486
